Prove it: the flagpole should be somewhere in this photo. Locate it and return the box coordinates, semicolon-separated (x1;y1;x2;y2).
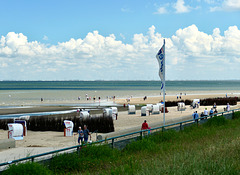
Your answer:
163;39;166;126
156;39;166;127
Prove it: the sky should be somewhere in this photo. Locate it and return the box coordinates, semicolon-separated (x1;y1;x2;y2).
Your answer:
0;0;240;81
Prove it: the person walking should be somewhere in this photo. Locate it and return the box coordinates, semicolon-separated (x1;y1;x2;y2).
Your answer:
192;111;199;123
141;120;149;136
227;103;230;112
204;108;208;119
83;125;91;143
141;120;149;130
213;102;217;109
74;127;84;145
194;111;199;123
209;108;214;116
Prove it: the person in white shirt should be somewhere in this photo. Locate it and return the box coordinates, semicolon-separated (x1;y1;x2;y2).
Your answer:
227;103;230;111
203;108;208;119
203;108;208;116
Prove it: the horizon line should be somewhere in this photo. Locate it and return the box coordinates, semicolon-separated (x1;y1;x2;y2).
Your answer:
1;80;240;82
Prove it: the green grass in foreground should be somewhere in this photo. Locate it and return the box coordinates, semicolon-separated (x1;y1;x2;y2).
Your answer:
2;162;52;175
3;112;240;175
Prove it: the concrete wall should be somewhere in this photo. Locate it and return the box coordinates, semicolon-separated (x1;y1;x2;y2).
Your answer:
0;139;15;150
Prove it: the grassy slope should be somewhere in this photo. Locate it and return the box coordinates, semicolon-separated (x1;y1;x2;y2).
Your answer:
3;113;240;175
81;114;240;174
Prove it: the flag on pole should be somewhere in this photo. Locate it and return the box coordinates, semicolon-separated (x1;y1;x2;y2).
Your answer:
156;40;165;90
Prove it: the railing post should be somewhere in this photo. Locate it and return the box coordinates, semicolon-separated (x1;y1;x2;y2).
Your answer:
140;131;143;140
162;127;164;132
31;157;34;162
180;123;182;130
111;139;114;149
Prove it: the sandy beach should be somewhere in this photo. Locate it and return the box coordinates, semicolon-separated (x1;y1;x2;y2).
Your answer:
0;92;236;115
0;93;240;164
115;93;238;105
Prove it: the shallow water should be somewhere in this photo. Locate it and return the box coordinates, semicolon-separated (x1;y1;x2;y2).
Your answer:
0;80;240;106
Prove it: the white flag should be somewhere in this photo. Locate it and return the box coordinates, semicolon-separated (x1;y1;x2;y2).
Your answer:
156;40;165;90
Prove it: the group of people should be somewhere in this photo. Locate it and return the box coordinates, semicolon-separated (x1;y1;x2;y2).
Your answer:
76;120;151;145
78;95;116;102
177;96;182;100
75;103;232;144
74;125;91;145
176;93;187;99
192;103;231;122
193;108;215;122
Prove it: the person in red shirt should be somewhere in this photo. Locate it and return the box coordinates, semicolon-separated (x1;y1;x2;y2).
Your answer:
141;120;149;130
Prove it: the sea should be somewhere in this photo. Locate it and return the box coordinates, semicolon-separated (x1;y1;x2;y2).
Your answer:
0;80;240;107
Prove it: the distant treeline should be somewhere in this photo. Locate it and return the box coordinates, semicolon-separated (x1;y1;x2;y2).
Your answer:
0;112;114;133
164;97;238;107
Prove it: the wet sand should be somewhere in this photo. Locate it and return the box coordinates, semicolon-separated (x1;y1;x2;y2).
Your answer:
0;92;237;115
0;106;75;115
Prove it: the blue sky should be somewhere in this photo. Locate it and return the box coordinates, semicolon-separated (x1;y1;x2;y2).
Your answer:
0;0;240;80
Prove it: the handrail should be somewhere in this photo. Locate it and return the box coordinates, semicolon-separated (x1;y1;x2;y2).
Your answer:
0;108;239;168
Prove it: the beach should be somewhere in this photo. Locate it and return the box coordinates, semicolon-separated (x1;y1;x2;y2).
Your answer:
1;80;240;164
115;92;238;105
1;92;240;164
1;80;240;107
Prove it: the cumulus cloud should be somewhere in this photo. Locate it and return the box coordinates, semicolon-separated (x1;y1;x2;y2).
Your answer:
120;33;125;40
0;24;240;80
155;7;168;14
155;1;199;15
223;0;240;10
173;0;190;13
172;24;240;58
210;0;240;11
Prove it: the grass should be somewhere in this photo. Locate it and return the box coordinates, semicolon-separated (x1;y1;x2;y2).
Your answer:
2;162;52;175
3;112;240;174
48;145;120;174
